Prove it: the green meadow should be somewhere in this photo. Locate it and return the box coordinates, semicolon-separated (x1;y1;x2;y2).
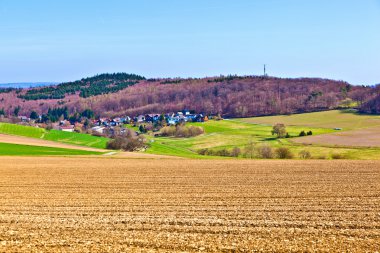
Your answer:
1;109;380;159
239;109;380;130
0;142;102;156
146;110;380;159
0;123;109;149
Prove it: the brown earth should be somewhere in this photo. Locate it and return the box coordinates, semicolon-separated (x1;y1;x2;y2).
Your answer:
0;157;379;252
293;126;380;147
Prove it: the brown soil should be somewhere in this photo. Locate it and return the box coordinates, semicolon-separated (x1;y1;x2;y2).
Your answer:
0;157;379;252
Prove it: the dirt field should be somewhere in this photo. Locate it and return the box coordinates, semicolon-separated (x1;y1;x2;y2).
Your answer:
293;126;380;148
0;157;379;252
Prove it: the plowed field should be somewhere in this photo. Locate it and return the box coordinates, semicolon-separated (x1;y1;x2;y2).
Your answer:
0;157;379;252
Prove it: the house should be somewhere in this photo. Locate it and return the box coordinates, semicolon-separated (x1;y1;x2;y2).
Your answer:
167;118;178;125
18;116;29;122
59;125;74;132
145;114;160;123
193;114;205;122
59;119;70;126
91;126;105;134
120;116;131;124
112;117;124;126
136;115;145;123
182;109;191;116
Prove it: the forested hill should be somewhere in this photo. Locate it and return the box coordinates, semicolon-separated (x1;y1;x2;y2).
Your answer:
0;73;376;118
18;73;145;100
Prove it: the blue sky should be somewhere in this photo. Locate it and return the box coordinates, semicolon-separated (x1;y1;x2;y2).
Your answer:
0;0;379;85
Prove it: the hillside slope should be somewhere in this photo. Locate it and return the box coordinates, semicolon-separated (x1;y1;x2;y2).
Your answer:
0;73;373;118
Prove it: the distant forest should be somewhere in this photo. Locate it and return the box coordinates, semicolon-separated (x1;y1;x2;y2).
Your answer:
0;73;378;118
17;73;145;100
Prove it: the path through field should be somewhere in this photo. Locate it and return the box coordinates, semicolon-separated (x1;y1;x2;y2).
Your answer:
0;157;379;252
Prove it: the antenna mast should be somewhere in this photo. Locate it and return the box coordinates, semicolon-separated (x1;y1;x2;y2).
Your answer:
264;64;267;77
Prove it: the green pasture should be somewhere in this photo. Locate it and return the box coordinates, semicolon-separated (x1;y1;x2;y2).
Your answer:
0;123;109;149
146;110;380;159
0;142;102;156
238;109;380;130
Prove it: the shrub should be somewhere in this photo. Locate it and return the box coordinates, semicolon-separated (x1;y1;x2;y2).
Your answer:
215;148;230;157
230;147;241;157
299;130;306;137
160;125;204;138
243;140;255;159
139;125;147;133
331;153;345;159
256;144;274;159
275;147;294;159
106;135;146;151
144;124;154;132
317;154;327;160
160;126;176;136
197;148;209;155
73;126;82;133
45;124;53;131
298;150;311;159
307;130;313;135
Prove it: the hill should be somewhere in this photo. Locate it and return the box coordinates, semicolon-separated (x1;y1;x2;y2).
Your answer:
0;73;375;118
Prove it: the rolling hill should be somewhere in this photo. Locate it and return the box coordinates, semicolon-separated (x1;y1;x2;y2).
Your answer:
0;73;375;118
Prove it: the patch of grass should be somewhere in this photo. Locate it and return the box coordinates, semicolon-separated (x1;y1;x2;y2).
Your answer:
0;123;109;149
0;123;45;138
238;110;380;130
143;115;380;159
44;130;109;149
0;142;101;156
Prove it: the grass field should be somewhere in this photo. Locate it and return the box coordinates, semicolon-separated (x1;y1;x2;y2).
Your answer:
0;123;109;149
147;119;334;157
0;157;379;252
146;114;380;159
238;109;380;130
2;109;380;159
0;142;102;156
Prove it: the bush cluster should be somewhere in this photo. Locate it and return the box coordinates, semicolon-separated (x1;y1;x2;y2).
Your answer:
106;135;146;151
197;147;241;157
159;125;204;138
198;143;316;160
299;130;313;136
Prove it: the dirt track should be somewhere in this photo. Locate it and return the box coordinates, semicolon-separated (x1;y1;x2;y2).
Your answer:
293;126;380;147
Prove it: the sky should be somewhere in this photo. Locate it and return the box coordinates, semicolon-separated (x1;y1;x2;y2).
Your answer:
0;0;379;85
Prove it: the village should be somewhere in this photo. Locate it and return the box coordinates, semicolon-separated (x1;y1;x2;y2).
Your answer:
13;110;210;135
